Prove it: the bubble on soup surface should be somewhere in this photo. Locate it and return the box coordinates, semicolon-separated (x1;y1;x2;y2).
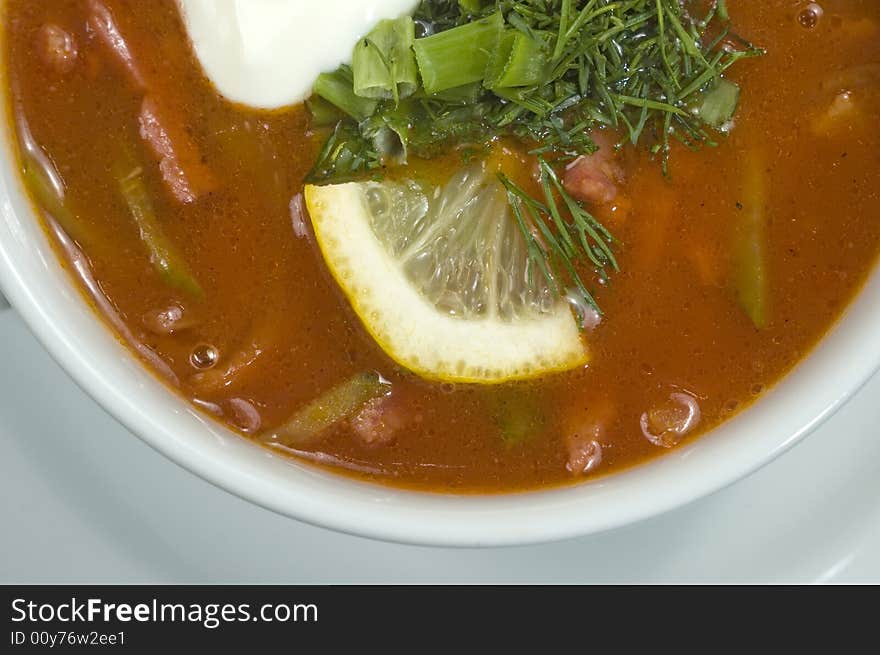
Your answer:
797;3;823;29
640;391;702;449
190;344;219;370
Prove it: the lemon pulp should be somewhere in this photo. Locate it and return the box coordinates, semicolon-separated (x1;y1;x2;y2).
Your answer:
304;164;588;383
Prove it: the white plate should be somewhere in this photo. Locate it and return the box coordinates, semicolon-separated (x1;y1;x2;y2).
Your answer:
1;308;879;583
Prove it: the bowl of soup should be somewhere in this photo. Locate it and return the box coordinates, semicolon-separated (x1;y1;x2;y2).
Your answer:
0;0;878;546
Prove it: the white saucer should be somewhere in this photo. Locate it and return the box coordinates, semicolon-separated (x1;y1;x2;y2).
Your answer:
2;309;878;583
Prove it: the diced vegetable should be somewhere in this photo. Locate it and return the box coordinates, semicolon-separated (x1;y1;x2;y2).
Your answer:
412;12;503;94
114;144;203;299
732;153;769;329
314;66;379;121
491;389;544;445
352;16;418;102
695;78;740;128
138;96;216;205
266;372;392;447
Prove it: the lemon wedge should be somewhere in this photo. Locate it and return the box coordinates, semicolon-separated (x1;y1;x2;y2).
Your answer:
304;164;588;384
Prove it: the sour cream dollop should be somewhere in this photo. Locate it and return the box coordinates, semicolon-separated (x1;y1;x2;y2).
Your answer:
178;0;419;109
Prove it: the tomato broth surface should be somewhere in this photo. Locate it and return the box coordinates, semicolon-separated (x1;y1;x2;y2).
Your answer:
4;0;880;491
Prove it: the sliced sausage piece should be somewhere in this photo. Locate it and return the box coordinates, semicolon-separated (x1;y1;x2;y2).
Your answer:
811;64;880;136
38;24;79;75
225;398;263;434
563;131;625;205
141;302;196;336
563;399;613;476
85;0;145;90
350;393;413;447
566;433;603;476
640;391;702;449
87;0;216;204
138;96;216;204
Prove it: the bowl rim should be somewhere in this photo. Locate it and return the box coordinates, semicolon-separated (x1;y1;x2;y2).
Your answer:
1;80;879;550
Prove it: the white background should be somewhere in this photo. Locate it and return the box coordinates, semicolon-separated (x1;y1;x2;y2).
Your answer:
2;309;879;583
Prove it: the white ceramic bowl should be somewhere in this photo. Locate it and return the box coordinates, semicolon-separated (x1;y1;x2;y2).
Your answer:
2;99;879;550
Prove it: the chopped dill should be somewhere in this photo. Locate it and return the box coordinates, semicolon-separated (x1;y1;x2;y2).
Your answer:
500;157;617;318
306;0;763;317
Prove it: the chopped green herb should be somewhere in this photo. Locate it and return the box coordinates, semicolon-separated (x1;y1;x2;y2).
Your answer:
313;66;378;121
352;16;419;102
307;0;763;317
500;156;617;315
413;11;504;93
485;29;547;90
306;121;381;183
306;95;345;127
696;78;741;129
311;0;761;178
